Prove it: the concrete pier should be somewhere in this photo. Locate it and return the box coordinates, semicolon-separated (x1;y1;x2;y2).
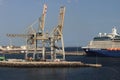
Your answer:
0;61;102;68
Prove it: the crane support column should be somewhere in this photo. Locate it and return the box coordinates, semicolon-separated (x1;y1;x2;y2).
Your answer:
42;40;45;60
33;33;37;60
50;38;56;61
61;35;65;60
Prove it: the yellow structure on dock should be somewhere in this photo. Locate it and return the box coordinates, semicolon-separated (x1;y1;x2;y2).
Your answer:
7;4;66;62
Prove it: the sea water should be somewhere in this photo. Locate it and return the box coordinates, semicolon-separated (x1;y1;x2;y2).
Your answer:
0;54;120;80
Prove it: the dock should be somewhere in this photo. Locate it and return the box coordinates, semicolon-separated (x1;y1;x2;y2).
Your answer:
0;4;102;69
0;61;102;68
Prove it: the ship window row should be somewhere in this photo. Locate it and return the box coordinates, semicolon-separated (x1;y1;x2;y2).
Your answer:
93;36;111;41
93;35;120;41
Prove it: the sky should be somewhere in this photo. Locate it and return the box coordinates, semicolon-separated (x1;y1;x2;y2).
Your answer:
0;0;120;47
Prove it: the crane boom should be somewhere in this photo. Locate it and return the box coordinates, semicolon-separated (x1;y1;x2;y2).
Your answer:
50;6;66;38
39;4;47;33
58;6;66;33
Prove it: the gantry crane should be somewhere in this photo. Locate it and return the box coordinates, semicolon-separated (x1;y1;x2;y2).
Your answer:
49;6;66;61
7;4;48;60
7;4;66;61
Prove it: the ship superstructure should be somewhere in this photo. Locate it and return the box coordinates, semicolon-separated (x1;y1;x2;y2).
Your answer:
83;27;120;57
87;27;120;48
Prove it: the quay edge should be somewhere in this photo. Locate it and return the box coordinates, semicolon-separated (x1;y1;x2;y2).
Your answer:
0;61;102;68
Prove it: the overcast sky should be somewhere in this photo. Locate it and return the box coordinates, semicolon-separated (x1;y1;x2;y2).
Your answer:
0;0;120;47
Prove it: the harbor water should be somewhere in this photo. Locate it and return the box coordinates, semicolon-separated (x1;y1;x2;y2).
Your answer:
0;54;120;80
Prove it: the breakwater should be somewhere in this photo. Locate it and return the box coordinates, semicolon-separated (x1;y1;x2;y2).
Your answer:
0;61;102;68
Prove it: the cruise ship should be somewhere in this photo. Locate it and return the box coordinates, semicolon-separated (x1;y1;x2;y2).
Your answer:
83;27;120;57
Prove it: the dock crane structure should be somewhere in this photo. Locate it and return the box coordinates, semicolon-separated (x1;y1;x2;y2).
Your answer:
7;4;66;61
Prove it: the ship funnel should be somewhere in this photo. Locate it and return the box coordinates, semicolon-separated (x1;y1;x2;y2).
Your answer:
112;27;117;35
99;33;102;37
